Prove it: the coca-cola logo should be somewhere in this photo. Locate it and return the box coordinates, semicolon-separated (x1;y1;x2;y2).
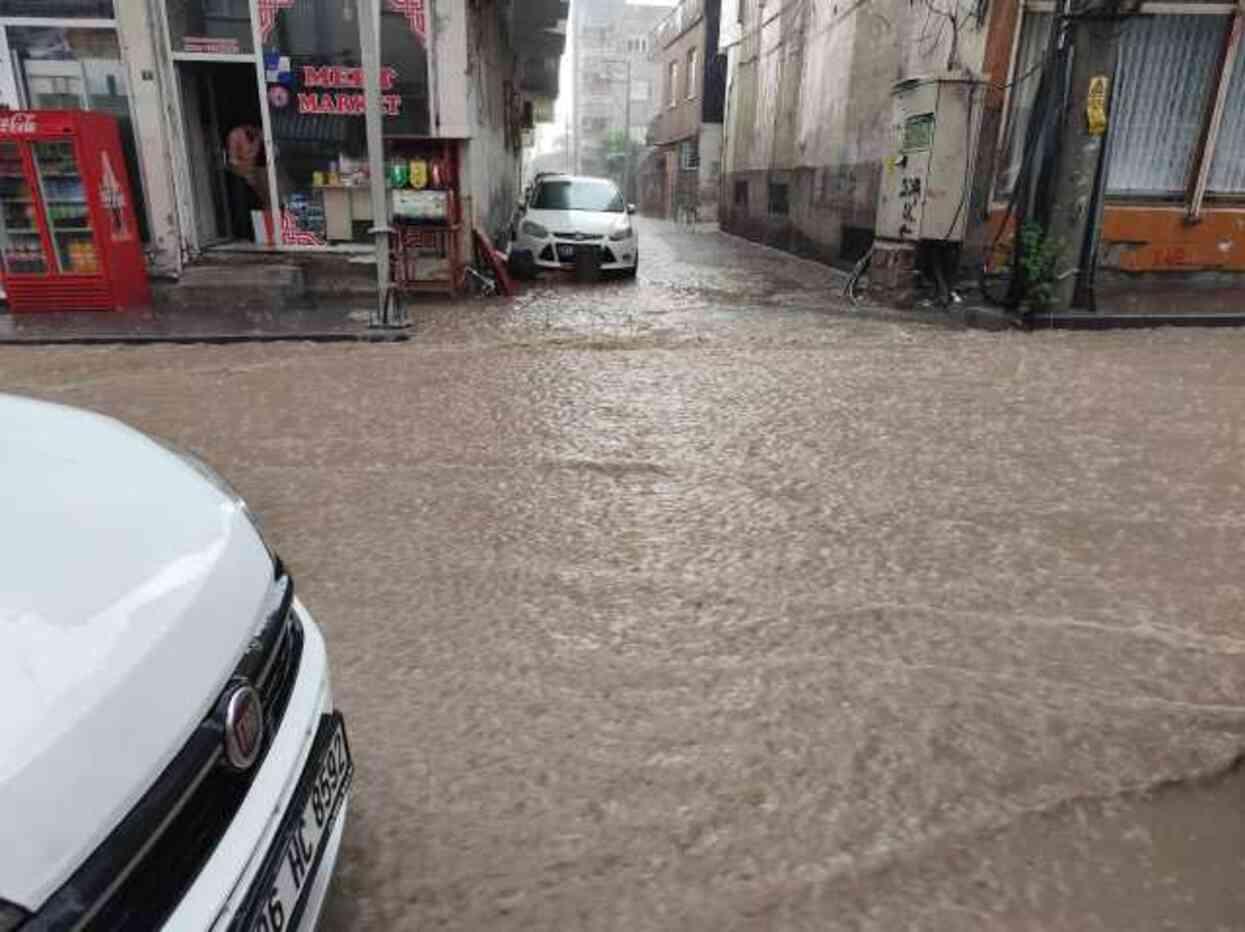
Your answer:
0;113;37;134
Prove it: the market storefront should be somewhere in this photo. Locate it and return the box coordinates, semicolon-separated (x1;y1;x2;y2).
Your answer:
164;0;455;252
0;0;556;284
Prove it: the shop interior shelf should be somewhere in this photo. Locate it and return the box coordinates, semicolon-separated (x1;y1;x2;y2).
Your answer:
54;227;93;234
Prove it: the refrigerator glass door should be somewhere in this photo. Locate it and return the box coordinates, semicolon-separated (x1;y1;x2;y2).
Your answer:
0;141;49;275
32;139;98;275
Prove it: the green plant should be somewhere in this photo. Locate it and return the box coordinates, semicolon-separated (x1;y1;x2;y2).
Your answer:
1017;221;1062;311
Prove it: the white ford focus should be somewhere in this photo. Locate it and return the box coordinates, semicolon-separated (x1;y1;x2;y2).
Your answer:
0;395;350;932
510;175;639;278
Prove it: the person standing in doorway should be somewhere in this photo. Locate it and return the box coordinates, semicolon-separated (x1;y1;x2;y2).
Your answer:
223;124;269;241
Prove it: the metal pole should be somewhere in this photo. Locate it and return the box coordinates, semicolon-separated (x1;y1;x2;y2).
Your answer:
1047;17;1119;312
358;0;403;327
623;58;632;202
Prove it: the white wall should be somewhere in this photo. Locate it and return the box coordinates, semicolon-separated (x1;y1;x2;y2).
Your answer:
119;0;183;275
433;0;469;137
462;0;522;241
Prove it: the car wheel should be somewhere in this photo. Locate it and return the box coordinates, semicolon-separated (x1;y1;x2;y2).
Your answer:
622;254;638;279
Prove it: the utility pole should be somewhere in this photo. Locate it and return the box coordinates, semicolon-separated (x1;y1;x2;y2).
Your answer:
1046;9;1120;311
623;58;632;201
571;2;580;173
358;0;403;327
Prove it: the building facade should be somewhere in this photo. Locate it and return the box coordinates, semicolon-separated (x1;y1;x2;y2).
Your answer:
641;0;725;218
571;0;667;200
0;0;564;282
718;0;1245;279
717;0;985;262
981;2;1245;275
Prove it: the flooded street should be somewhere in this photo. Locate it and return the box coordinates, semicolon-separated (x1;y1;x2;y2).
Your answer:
4;219;1245;929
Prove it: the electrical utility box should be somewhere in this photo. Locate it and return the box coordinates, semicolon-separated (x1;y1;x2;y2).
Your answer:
876;76;982;243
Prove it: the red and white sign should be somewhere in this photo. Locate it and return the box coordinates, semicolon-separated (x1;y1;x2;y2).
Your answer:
386;0;428;42
302;66;397;90
0;113;37;135
99;151;131;242
258;0;297;41
297;65;403;117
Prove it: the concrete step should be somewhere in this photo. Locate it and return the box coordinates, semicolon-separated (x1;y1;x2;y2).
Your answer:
155;251;380;311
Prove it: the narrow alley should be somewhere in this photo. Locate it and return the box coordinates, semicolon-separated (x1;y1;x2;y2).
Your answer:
4;221;1245;930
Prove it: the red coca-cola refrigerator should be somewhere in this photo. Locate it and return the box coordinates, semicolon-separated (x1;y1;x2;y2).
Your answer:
0;110;149;312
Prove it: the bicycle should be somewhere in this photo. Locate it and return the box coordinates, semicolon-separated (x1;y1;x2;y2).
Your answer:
460;264;498;297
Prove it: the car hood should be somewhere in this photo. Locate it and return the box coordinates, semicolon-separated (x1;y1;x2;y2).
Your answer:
0;395;273;909
526;208;628;237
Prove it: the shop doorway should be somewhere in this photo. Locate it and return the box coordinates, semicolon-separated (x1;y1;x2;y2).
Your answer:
176;61;268;247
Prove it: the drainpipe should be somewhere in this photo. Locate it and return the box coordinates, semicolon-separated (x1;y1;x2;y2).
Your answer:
358;0;405;327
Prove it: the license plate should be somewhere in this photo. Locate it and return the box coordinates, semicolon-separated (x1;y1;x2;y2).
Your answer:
240;714;352;932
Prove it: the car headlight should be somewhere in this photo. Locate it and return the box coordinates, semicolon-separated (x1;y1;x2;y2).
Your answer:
153;438;273;559
609;220;633;241
0;902;28;932
521;220;549;238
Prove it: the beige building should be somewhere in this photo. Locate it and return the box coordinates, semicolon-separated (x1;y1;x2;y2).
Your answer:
640;0;724;218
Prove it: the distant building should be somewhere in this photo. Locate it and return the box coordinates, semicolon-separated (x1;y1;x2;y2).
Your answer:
640;0;726;218
572;0;669;198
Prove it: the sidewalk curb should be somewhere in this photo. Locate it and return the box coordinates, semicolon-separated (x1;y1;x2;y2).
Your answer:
0;331;412;347
714;227;853;285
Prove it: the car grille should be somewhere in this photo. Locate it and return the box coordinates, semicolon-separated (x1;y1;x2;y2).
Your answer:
553;232;602;241
25;567;304;932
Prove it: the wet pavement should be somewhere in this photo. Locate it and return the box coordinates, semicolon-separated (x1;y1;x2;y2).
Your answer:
4;219;1245;929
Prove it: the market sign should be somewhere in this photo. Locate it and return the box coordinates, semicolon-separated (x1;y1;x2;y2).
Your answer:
296;66;402;117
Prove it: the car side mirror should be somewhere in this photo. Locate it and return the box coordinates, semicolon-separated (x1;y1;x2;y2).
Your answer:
627;204;637;215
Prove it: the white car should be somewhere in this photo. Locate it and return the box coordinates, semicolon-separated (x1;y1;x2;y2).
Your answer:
510;175;639;278
0;395;350;932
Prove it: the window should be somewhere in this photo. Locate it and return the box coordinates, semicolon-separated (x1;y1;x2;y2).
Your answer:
264;0;432;244
0;0;113;13
687;48;699;99
1209;36;1245;193
999;12;1231;199
734;179;748;206
1107;15;1227;195
532;179;624;212
768;181;789;215
167;0;253;54
631;79;651;102
668;60;679;109
680;139;700;170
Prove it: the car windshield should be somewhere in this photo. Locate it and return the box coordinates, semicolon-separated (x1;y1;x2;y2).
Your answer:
531;180;624;212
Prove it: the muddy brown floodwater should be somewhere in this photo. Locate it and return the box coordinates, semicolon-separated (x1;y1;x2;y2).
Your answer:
4;220;1245;930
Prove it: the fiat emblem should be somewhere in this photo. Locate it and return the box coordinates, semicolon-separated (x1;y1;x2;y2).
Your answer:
223;683;264;771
